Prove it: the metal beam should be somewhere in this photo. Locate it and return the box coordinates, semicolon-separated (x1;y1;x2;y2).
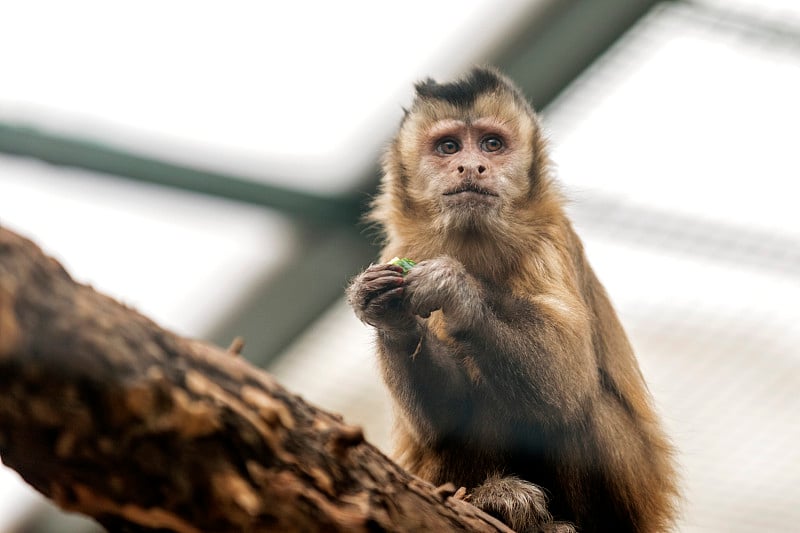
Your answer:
572;193;800;280
0;122;362;227
206;223;376;366
495;0;665;110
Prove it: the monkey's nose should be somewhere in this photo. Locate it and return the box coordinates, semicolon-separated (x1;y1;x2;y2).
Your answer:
457;165;487;174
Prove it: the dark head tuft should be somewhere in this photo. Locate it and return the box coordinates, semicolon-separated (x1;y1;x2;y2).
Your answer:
414;67;508;108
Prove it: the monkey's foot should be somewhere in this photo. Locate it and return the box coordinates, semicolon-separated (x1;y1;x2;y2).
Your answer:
468;474;574;533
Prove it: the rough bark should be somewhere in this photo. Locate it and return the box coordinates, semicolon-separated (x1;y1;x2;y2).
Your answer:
0;226;512;532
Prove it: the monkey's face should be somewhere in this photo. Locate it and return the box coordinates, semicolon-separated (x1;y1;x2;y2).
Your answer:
376;70;548;244
398;97;537;232
423;117;509;211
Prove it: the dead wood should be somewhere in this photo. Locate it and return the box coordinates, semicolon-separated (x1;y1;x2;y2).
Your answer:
0;226;511;532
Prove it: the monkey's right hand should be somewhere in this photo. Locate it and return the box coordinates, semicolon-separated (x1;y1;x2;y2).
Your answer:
346;263;416;332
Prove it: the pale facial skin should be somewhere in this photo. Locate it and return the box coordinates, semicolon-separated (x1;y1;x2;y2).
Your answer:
415;117;522;217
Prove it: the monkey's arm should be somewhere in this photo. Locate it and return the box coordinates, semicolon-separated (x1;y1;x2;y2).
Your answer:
347;264;474;439
404;256;599;422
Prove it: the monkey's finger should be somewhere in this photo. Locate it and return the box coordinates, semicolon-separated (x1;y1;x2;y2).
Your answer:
355;278;404;310
361;275;404;298
363;288;408;327
363;263;405;275
368;286;404;309
365;289;405;316
358;269;405;283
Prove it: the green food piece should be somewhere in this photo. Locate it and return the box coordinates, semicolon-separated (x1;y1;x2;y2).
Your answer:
389;256;417;274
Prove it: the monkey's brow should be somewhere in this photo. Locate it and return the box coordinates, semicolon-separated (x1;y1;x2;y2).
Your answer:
469;116;514;129
426;119;467;137
426;117;512;137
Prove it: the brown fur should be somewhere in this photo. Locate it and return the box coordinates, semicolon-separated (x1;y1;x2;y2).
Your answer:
347;67;678;532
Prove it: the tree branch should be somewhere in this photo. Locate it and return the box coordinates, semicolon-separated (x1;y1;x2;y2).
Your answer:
0;226;511;532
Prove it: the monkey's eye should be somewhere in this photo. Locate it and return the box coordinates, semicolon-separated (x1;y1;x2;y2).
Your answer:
480;136;504;152
435;138;461;155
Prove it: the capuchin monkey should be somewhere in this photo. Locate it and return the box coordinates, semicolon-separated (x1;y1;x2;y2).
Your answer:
347;67;678;533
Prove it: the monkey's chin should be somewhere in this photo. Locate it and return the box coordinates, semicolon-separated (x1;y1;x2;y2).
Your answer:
440;195;500;231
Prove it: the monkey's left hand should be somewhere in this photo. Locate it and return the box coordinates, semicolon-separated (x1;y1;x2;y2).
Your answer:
403;256;481;328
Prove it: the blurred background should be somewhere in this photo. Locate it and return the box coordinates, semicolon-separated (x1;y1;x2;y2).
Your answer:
1;0;798;531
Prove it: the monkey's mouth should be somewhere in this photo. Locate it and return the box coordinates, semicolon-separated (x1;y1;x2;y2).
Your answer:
443;184;499;197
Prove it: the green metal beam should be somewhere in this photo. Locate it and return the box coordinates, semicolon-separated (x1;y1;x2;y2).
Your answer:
0;122;363;227
206;224;376;366
495;0;665;110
